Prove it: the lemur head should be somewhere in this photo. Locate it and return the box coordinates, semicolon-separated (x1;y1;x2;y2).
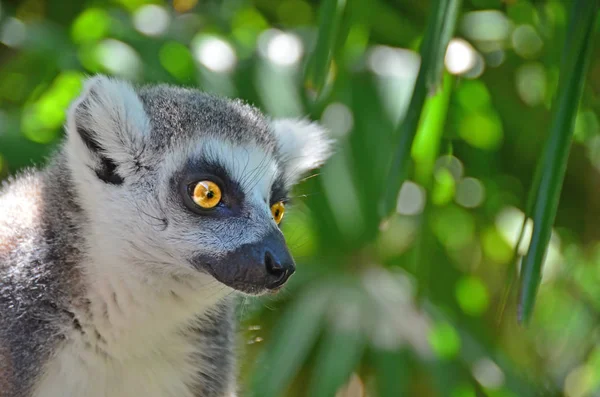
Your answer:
65;76;332;295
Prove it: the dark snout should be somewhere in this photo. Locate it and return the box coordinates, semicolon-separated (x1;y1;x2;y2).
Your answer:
195;229;295;294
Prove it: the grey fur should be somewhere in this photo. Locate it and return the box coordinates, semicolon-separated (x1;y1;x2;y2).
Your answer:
137;84;276;150
0;157;84;396
0;76;332;397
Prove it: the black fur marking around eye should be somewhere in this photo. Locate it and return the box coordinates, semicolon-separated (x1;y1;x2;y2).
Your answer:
176;159;245;215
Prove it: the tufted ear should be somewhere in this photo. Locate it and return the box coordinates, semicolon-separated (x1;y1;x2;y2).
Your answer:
66;75;150;185
271;118;334;186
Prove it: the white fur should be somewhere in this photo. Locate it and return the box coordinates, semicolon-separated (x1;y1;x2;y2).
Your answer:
271;118;333;187
32;264;233;397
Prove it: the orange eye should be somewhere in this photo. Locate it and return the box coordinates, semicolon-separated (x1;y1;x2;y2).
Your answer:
191;181;222;209
271;202;285;225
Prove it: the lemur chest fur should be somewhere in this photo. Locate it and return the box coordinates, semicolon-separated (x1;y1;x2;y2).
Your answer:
32;269;233;397
34;332;197;397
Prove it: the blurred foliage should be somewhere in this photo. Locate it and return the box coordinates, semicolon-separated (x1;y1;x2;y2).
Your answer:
1;0;600;396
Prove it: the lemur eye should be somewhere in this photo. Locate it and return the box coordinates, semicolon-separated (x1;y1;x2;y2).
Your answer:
271;202;285;225
191;181;222;209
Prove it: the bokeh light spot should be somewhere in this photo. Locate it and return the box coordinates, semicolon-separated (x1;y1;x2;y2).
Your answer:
173;0;199;13
472;358;505;389
397;181;426;215
97;39;142;79
456;177;485;208
258;29;304;66
367;45;420;78
564;365;597;397
192;35;237;73
516;63;546;107
456;276;489;316
432;169;456;206
22;72;84;144
461;10;512;44
456;80;491;112
495;207;531;253
485;50;505;67
133;5;170;37
428;322;461;359
458;112;503;150
321;102;354;138
494;206;564;283
71;8;110;43
435;155;464;180
232;8;268;57
22;113;60;144
0;18;27;48
445;38;477;75
481;227;512;264
512;25;543;59
78;43;103;73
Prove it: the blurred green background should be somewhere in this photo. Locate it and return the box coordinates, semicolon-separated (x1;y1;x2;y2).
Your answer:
1;0;600;396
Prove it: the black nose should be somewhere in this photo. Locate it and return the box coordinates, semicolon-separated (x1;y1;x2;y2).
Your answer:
264;250;295;289
192;229;296;294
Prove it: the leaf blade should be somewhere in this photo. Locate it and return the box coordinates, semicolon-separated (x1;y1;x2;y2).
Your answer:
379;0;462;218
307;287;365;397
249;286;330;397
308;0;348;95
518;0;599;324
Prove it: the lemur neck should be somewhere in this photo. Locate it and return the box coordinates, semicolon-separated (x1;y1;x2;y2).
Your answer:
79;263;231;359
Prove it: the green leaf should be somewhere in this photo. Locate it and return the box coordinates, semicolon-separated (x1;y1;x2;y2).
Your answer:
159;42;196;82
71;8;110;44
308;288;365;397
411;72;454;185
307;0;348;95
379;0;462;218
428;322;461;359
518;0;598;324
249;286;330;397
371;348;410;397
455;276;490;316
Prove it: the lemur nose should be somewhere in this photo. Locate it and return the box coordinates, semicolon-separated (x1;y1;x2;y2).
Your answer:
264;251;295;289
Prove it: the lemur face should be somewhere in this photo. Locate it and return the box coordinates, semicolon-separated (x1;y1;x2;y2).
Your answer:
65;76;332;295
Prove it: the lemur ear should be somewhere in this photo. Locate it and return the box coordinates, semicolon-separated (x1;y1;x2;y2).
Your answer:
271;118;334;186
66;75;150;185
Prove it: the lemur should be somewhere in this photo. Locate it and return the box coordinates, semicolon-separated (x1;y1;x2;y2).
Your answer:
0;75;332;397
